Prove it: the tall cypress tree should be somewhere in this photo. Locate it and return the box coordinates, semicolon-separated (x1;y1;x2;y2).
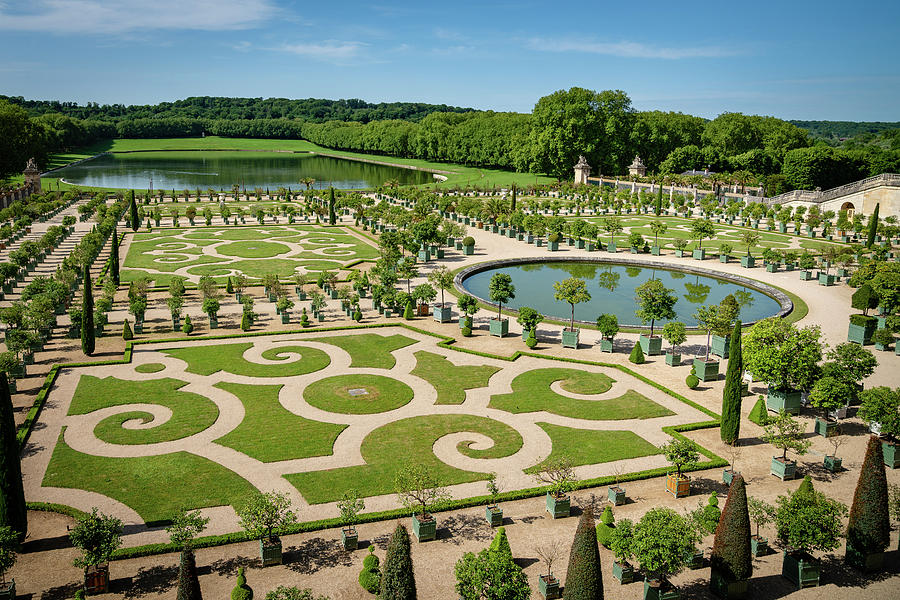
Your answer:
846;435;890;570
0;376;26;542
81;264;95;356
380;523;416;600
328;187;336;225
866;203;879;248
655;184;663;216
510;184;517;212
129;189;139;232
176;548;202;600
720;317;743;444
110;227;120;286
710;475;751;586
562;506;603;600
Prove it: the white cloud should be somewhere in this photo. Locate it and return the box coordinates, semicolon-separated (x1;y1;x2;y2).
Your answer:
274;41;366;62
528;37;735;60
0;0;277;34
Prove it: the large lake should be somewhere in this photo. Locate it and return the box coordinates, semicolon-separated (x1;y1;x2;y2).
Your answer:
461;261;782;327
51;151;434;190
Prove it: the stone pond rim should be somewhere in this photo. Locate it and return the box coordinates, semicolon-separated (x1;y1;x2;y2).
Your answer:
454;256;793;330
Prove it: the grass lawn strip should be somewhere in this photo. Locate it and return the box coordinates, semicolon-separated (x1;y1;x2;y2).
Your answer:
488;368;673;420
162;342;330;377
69;376;218;445
285;414;523;504
134;363;165;373
303;374;414;415
524;423;661;474
410;351;501;405
311;333;417;368
213;383;346;463
42;431;257;524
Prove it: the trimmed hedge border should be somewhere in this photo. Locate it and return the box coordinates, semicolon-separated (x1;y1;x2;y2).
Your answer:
20;321;724;561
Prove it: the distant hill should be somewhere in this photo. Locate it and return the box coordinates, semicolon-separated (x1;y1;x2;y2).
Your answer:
790;120;900;140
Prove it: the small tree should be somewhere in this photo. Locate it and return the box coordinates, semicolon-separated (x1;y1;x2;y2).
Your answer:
380;524;416;600
596;314;618;341
858;386;900;441
455;545;530;600
458;294;479;322
488;273;515;321
846;436;890;564
631;508;695;585
395;463;449;519
607;518;634;567
516;307;543;337
661;438;699;478
237;492;297;543
182;314;194;335
710;475;752;584
808;375;855;422
662;321;686;354
851;284;879;316
533;456;578;498
427;266;454;307
742;318;823;393
69;508;123;571
775;488;847;555
763;410;811;461
337;489;365;533
634;279;677;337
690;219;716;250
553;277;591;331
740;231;760;256
562;507;603;600
649;220;668;247
747;497;775;540
535;540;564;581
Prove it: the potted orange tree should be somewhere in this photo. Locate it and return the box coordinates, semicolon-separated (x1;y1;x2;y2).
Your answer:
635;279;677;356
533;456;577;519
238;491;297;566
484;472;503;527
395;463;449;542
488;273;515;337
662;438;699;498
553;277;590;349
747;497;775;557
632;508;696;600
69;508;123;594
337;489;364;551
763;410;811;481
775;486;847;588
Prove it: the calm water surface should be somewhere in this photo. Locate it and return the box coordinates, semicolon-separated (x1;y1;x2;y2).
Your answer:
461;261;781;327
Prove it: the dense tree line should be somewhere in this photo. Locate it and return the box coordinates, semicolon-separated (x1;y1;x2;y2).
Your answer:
790;120;900;140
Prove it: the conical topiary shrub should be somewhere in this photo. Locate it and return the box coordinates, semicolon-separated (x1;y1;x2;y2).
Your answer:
380;523;416;600
796;475;814;497
490;526;512;560
241;312;251;332
176;549;202;600
230;566;252;600
596;505;615;548
122;319;133;341
709;475;752;594
846;436;890;571
562;506;603;600
748;396;768;426
403;301;414;320
629;342;645;364
226;277;234;294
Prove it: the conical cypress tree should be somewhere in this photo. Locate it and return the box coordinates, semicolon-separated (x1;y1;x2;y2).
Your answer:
796;475;814;497
81;264;95;356
0;376;26;542
710;475;751;587
176;548;202;600
489;526;512;560
328;187;336;225
129;190;139;232
510;185;517;212
110;227;120;286
562;506;603;600
655;184;663;216
380;523;416;600
846;435;889;569
720;318;743;444
866;203;879;248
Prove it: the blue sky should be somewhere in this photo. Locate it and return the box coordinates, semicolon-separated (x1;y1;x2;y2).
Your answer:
0;0;897;121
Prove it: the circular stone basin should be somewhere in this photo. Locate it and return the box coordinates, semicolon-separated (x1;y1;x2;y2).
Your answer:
459;258;788;328
304;374;414;414
217;241;291;258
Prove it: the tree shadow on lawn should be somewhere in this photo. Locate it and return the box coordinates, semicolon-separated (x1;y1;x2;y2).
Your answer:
284;536;355;575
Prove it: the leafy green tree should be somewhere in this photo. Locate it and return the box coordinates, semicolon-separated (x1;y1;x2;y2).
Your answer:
631;508;695;584
649;220;667;247
661;438;699;478
741;318;823;393
516;307;543;337
710;475;752;585
455;544;529;600
690;219;716;250
662;321;686;354
237;492;297;543
380;523;416;600
763;410;811;461
488;273;515;320
846;436;890;565
721;318;743;445
858;387;900;441
0;525;17;586
427;266;454;307
81;264;95;356
0;376;26;541
775;488;847;555
395;462;449;518
69;508;123;571
553;277;591;331
562;506;603;600
634;279;676;337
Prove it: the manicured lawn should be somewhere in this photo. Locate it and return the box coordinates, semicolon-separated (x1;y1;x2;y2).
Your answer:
42;432;257;523
410;351;500;405
135;363;166;373
488;368;673;420
285;414;523;504
525;423;661;473
303;374;414;414
163;342;331;377
69;376;218;445
313;333;418;368
214;383;346;462
217;241;293;258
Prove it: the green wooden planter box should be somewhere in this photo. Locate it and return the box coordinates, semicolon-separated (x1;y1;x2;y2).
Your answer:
665;352;681;366
692;248;706;260
710;569;749;599
547;241;559;251
546;492;570;518
750;535;768;557
433;305;452;323
600;338;614;352
818;272;836;286
824;455;842;472
723;468;738;485
643;579;680;600
719;254;729;263
692;358;719;381
740;255;755;268
539;575;561;599
674;249;685;258
608;485;625;505
814;417;838;437
463;245;475;255
799;270;814;280
486;506;503;527
766;263;778;272
845;542;884;572
771;456;797;480
639;334;663;355
0;581;14;600
489;318;509;337
710;334;730;358
412;513;436;542
260;538;283;566
651;246;661;256
561;328;579;348
607;242;617;253
612;561;634;584
281;312;290;324
341;527;358;551
459;316;473;330
782;551;819;589
766;388;802;414
882;440;900;469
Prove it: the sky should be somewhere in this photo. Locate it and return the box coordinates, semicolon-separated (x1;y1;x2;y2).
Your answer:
0;0;898;121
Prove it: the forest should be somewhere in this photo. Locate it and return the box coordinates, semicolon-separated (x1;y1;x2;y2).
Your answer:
2;90;898;195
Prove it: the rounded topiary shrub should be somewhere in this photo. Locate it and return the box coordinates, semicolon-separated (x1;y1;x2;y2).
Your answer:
629;341;645;364
526;334;537;349
462;326;472;337
596;505;615;548
181;314;194;335
231;567;253;600
359;546;380;594
462;236;475;247
548;232;561;243
686;366;700;389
